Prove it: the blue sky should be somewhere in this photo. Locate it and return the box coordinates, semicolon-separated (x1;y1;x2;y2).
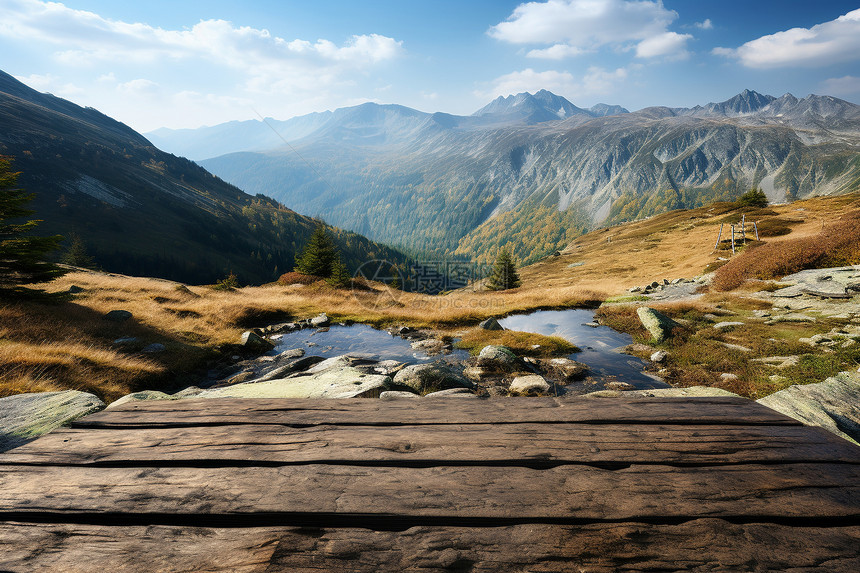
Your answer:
2;0;859;131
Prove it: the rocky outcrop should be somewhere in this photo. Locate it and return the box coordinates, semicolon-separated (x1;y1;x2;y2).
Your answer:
757;371;860;445
479;317;504;331
240;331;274;351
584;387;741;398
477;345;519;371
393;363;474;395
107;390;176;409
509;375;550;395
636;307;681;343
0;391;105;452
199;366;392;399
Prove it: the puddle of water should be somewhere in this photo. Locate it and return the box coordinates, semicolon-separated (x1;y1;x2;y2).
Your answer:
273;324;470;364
499;309;668;390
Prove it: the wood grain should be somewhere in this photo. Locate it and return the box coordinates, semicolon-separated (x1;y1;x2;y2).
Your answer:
1;520;858;572
72;397;802;428
1;463;857;521
3;423;857;467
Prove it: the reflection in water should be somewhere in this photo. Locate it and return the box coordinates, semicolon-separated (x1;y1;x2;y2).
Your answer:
274;324;470;364
499;309;668;390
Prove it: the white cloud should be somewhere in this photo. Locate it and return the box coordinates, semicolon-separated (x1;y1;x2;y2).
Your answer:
526;44;588;60
635;31;692;59
489;0;688;59
714;8;860;68
480;66;630;100
695;19;713;30
820;76;860;98
117;78;160;96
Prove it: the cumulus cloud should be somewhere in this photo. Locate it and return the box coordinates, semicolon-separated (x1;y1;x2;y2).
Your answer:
820;76;860;98
695;19;713;30
635;31;692;59
480;66;630;100
713;8;860;68
0;1;403;70
489;0;691;59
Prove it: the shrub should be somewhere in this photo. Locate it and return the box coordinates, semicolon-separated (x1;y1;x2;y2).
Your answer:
713;211;860;290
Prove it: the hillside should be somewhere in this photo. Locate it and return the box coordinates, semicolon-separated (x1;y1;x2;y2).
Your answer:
0;71;405;285
179;90;860;264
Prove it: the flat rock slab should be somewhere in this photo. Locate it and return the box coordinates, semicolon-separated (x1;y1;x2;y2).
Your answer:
758;371;860;445
198;367;391;399
0;391;104;453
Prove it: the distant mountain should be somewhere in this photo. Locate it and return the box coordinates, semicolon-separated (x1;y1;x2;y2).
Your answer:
0;70;405;284
152;88;860;265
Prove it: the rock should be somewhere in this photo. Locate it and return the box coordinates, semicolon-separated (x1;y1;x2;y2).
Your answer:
636;307;680;343
310;313;330;327
718;342;752;353
107;390;176;409
477;345;519;370
200;367;391;399
463;366;493;381
374;360;407;376
424;388;476;398
397;326;414;335
509;375;551;395
393;363;474;394
239;331;274;351
479;317;504;331
173;386;205;398
713;321;744;330
584;322;600;328
650;350;668;363
141;343;166;353
543;358;588;381
758;371;860;444
278;348;306;360
583;387;741;398
671;278;685;285
305;355;360;374
67;285;84;294
629;286;642;293
113;337;138;345
226;370;255;384
0;391;105;452
410;339;452;355
104;309;132;322
720;373;739;382
751;356;800;369
605;381;635;391
379;391;420;400
254;356;327;382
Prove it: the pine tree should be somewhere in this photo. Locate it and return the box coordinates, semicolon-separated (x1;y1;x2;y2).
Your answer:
61;233;96;269
737;188;768;208
0;156;66;294
326;255;352;288
486;247;521;291
294;225;336;277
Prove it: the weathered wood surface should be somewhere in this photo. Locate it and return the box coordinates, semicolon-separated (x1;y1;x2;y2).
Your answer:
72;396;802;428
3;423;858;466
2;521;859;573
0;396;858;572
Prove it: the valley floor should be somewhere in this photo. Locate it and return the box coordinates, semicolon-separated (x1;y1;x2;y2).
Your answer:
2;193;859;404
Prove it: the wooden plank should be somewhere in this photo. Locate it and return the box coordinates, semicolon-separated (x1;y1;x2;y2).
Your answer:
72;397;802;428
1;520;859;572
0;463;857;521
3;423;858;467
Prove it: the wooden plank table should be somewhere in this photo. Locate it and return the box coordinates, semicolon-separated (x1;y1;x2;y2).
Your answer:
0;396;858;572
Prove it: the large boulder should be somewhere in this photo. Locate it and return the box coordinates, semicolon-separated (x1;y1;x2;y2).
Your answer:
509;375;551;395
543;358;588;381
239;331;274;352
477;345;519;370
393;363;474;394
199;366;391;399
636;307;681;343
0;391;105;452
107;390;176;409
757;371;860;445
104;309;132;323
479;317;504;331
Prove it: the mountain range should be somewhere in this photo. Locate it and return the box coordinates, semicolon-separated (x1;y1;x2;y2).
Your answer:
149;88;860;263
0;70;405;285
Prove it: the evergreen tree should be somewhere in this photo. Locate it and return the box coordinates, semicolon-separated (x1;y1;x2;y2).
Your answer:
294;225;336;276
737;188;768;208
326;255;352;288
61;233;96;269
0;156;66;294
486;247;521;291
